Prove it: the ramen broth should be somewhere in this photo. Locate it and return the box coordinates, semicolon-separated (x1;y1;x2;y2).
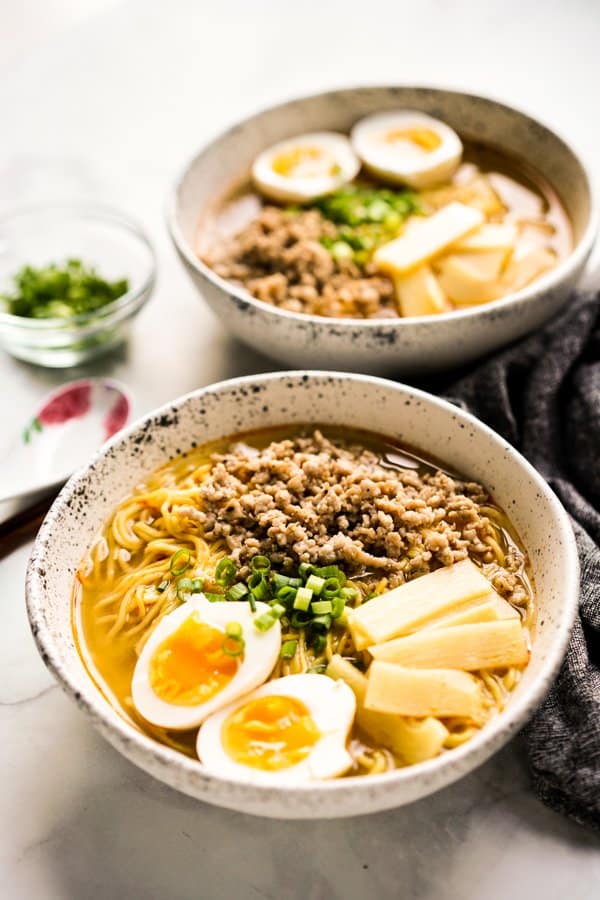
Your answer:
74;426;534;775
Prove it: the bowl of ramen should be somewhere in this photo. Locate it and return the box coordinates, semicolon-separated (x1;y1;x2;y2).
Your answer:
26;371;578;818
167;86;596;374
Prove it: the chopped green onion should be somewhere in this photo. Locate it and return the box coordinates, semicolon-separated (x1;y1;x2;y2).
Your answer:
176;576;204;601
254;611;278;631
311;599;332;615
225;621;243;639
176;577;194;600
280;640;298;660
311;633;328;654
276;585;297;606
215;558;237;586
250;554;271;572
221;634;245;657
156;580;169;593
314;185;419;230
305;573;325;595
313;564;345;583
293;586;313;611
0;259;130;320
227;582;249;601
311;613;333;631
331;595;346;618
331;240;354;261
291;611;311;629
211;557;352;635
273;573;301;589
248;571;270;600
170;548;191;576
322;577;342;599
270;602;286;619
204;592;224;602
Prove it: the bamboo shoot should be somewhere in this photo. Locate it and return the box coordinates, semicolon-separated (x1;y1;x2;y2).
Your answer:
348;559;493;649
393;265;451;317
373;202;484;276
365;662;484;718
326;655;448;764
424;591;519;629
369;620;529;670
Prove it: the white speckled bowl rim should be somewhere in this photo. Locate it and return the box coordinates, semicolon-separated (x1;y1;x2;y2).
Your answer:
26;372;579;818
166;84;598;330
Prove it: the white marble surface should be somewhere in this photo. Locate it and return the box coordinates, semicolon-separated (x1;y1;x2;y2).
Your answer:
1;0;600;896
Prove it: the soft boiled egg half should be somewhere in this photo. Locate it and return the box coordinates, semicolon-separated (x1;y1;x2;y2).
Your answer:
251;132;360;204
131;597;281;730
197;673;356;783
351;112;463;190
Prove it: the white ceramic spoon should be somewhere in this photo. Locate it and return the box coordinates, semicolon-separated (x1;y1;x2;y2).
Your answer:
0;378;132;524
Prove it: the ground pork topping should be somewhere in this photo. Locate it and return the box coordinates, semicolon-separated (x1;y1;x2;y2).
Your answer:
198;430;516;591
203;206;398;318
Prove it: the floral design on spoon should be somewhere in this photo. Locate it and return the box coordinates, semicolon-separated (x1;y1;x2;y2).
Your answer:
0;378;133;509
22;380;130;444
23;382;92;443
103;390;130;440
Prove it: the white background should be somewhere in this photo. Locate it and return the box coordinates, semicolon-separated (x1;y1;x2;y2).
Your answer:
1;2;599;898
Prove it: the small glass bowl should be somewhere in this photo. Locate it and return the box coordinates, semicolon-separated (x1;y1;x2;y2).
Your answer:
0;204;156;367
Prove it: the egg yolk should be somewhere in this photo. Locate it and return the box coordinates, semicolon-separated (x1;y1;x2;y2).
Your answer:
222;694;321;771
149;613;241;706
272;146;338;179
381;127;442;153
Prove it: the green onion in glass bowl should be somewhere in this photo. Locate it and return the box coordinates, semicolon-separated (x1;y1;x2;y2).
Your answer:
0;204;156;367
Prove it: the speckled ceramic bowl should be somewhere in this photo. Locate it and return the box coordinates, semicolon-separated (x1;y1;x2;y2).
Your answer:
26;372;579;818
167;86;597;374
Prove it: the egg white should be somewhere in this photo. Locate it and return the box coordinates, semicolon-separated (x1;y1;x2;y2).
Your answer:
251;132;360;204
196;673;356;783
131;597;281;730
351;111;463;189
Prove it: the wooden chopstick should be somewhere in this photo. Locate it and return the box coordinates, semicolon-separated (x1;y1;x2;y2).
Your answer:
0;492;58;559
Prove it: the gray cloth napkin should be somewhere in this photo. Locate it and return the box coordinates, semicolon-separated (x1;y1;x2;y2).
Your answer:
422;291;600;830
